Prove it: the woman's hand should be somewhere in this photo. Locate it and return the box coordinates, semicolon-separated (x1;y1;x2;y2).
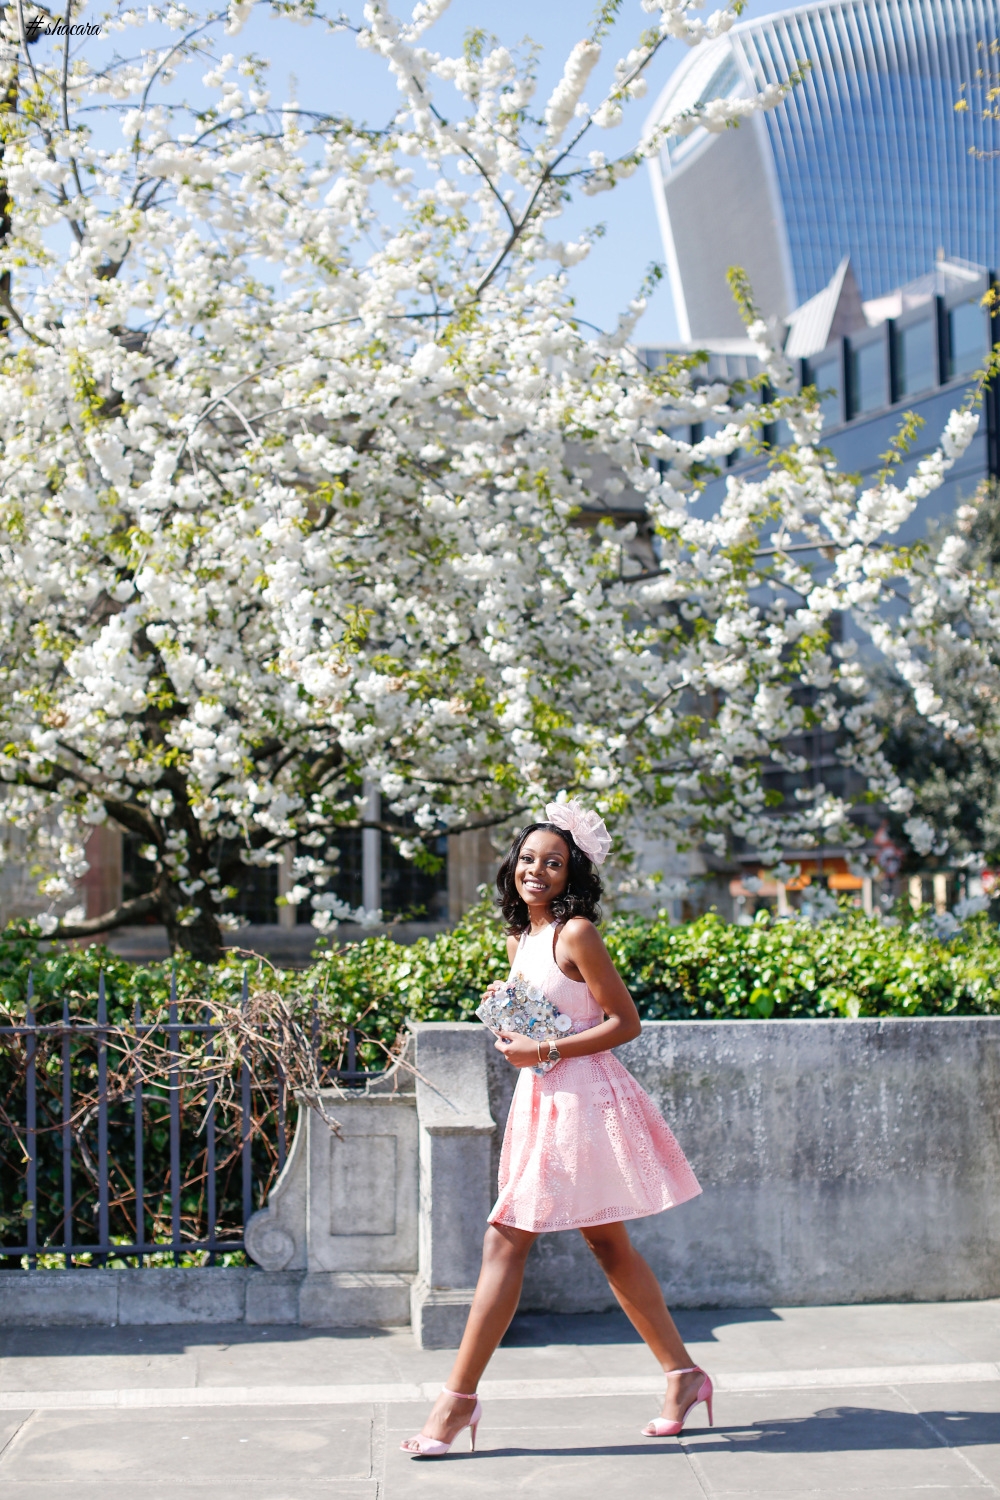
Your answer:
481;980;506;1003
494;1034;539;1069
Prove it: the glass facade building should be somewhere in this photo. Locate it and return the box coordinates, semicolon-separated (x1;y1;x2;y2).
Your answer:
646;0;1000;339
641;263;997;542
640;264;997;891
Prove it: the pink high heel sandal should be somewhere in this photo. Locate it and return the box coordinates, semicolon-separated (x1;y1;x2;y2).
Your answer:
642;1367;714;1438
400;1387;482;1458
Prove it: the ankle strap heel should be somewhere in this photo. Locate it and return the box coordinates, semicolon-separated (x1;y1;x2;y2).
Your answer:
642;1369;713;1439
401;1388;484;1458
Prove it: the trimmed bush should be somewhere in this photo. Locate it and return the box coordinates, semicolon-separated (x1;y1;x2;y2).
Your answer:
3;899;999;1039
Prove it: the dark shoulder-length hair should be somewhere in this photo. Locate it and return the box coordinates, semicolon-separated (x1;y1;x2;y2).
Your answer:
496;822;603;934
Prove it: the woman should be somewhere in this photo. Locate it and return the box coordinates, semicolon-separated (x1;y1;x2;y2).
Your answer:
401;801;712;1457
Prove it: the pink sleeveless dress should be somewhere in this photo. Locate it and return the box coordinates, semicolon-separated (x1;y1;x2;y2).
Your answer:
488;922;702;1233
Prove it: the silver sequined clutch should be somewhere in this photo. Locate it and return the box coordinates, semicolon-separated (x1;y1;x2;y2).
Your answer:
476;974;573;1075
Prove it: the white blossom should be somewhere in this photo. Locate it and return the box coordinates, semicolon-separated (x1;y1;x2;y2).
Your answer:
0;0;987;955
904;817;937;856
544;40;602;143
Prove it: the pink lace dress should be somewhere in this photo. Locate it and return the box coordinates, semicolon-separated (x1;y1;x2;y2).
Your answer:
488;922;702;1233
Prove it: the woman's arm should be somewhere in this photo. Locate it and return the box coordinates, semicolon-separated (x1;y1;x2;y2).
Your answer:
495;919;641;1069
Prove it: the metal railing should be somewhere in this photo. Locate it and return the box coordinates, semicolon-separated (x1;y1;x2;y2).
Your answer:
0;970;383;1268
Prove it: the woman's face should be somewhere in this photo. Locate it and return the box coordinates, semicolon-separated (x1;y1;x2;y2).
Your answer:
514;829;571;914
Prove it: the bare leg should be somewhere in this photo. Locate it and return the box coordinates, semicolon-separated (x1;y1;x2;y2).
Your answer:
400;1222;537;1451
579;1222;707;1428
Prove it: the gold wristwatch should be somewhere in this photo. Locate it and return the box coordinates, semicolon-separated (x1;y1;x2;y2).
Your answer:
545;1041;561;1064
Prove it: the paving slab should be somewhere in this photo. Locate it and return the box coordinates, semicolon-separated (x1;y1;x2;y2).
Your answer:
192;1331;404;1388
0;1486;376;1499
0;1412;28;1452
0;1352;198;1392
0;1405;373;1486
702;1301;1000;1371
894;1381;1000;1490
384;1394;708;1500
381;1385;1000;1498
8;1303;1000;1391
0;1325;402;1392
679;1386;985;1496
2;1303;1000;1496
502;1302;1000;1383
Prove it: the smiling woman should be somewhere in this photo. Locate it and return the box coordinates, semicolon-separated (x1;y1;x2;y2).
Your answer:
496;820;604;931
401;801;712;1459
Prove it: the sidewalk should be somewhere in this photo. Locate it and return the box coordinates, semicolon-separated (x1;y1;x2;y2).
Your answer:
2;1300;1000;1497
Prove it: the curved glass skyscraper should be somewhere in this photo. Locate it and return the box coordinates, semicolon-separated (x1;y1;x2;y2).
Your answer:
646;0;1000;339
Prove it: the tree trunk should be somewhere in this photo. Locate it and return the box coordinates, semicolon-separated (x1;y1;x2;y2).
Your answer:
53;881;227;961
160;885;226;963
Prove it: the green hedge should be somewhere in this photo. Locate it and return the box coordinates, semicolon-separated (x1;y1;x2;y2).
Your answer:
389;901;1000;1022
3;899;1000;1041
601;907;1000;1019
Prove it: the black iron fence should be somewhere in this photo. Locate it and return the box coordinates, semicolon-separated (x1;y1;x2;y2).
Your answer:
0;970;382;1268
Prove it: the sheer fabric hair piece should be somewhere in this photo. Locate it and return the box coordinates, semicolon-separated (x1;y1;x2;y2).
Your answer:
544;800;612;866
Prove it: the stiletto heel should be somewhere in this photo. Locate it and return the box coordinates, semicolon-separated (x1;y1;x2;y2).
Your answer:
470;1418;479;1452
401;1388;483;1458
642;1367;714;1439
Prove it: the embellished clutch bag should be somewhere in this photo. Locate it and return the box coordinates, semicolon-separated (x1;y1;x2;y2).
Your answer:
475;974;573;1075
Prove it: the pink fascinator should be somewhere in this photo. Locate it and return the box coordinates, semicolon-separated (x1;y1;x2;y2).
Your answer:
544;800;612;866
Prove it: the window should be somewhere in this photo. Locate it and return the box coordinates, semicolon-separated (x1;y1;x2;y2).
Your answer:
296;827;363;924
807;355;842;429
121;832;157;916
848;338;886;416
230;863;279;926
296;824;448;923
123;830;283;925
948;300;989;378
381;833;449;922
895;319;936;396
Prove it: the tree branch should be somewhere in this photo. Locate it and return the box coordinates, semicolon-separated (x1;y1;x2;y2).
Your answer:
103;800;159;843
51;891;161;938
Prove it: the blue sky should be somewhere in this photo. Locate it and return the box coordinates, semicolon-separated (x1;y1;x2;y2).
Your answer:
234;0;806;342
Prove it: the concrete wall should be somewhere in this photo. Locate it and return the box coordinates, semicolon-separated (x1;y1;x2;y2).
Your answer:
0;1268;412;1328
485;1018;1000;1311
4;1017;1000;1332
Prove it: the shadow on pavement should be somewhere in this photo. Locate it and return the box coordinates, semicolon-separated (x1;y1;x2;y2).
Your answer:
3;1305;784;1358
419;1405;1000;1460
0;1322;396;1358
412;1445;687;1460
705;1404;1000;1452
503;1306;782;1346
